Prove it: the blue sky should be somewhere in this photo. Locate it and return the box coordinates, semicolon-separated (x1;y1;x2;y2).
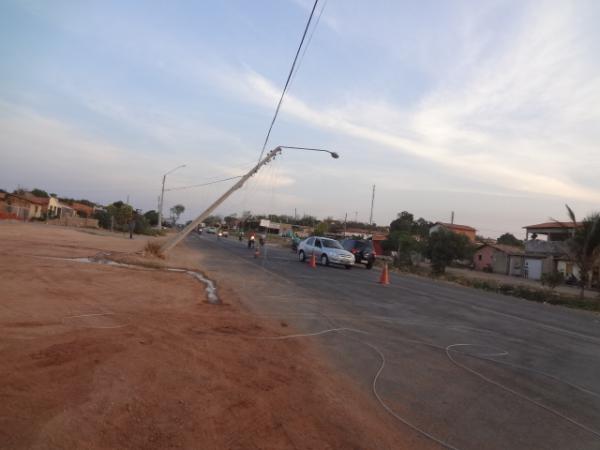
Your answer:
1;0;599;237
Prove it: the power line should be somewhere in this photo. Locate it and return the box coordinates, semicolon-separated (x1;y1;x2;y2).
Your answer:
256;0;319;163
289;0;328;88
165;175;243;192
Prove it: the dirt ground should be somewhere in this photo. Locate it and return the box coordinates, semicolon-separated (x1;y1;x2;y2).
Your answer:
0;222;429;450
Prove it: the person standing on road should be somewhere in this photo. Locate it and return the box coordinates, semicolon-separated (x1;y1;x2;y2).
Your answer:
247;232;255;249
128;215;135;239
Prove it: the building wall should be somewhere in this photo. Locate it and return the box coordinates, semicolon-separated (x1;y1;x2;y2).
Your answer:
557;260;582;279
492;252;510;274
430;224;476;242
459;229;476;242
508;255;524;276
474;246;494;271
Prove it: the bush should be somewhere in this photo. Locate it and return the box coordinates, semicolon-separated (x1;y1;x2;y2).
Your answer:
440;273;600;311
541;271;565;291
144;241;164;258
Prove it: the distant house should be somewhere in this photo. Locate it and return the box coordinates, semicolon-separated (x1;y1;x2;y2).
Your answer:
523;221;581;281
429;222;477;242
371;232;387;256
473;243;524;276
70;202;94;218
0;193;45;220
342;228;371;239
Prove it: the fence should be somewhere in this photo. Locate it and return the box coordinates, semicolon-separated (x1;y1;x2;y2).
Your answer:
47;217;99;228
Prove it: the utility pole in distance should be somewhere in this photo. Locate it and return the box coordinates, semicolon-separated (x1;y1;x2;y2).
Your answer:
157;164;186;229
369;184;376;226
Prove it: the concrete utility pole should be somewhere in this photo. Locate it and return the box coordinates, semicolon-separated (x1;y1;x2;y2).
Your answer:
160;146;339;254
369;184;376;226
158;164;186;229
160;148;282;254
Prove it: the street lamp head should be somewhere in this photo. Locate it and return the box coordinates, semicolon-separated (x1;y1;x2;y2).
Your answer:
330;152;339;159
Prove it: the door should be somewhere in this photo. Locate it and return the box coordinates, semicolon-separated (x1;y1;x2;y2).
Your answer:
304;237;315;254
525;258;542;280
313;238;323;257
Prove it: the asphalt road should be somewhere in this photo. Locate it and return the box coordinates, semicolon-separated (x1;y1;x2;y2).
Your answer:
188;233;600;450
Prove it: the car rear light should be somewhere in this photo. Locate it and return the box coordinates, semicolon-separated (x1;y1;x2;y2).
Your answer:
372;250;376;256
351;249;357;253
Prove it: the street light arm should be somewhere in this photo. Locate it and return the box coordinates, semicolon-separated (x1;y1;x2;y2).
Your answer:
164;163;187;177
280;146;339;159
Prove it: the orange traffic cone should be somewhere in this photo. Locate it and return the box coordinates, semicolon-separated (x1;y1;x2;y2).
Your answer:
379;263;390;285
309;253;317;268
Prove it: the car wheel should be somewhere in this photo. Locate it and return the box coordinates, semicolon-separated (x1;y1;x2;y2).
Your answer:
321;254;329;266
345;265;352;270
366;261;373;270
298;250;306;262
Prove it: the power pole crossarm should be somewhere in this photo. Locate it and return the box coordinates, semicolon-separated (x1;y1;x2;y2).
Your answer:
160;147;282;253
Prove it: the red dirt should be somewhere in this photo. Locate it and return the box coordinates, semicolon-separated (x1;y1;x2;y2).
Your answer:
0;222;432;449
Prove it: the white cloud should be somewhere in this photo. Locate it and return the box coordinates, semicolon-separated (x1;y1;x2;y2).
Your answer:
219;3;600;203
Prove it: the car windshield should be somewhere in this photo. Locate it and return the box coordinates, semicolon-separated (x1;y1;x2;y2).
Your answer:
322;239;343;249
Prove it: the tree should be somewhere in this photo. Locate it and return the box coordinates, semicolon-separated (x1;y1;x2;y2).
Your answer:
497;232;523;248
31;188;49;198
93;210;111;229
144;210;159;226
106;201;133;230
133;214;151;235
170;204;185;224
425;229;473;275
383;231;421;267
224;214;238;228
390;211;414;234
313;222;328;236
412;217;433;239
204;215;222;226
555;205;600;299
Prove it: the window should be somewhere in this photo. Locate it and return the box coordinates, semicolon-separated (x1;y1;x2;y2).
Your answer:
315;239;322;248
323;239;343;249
306;237;315;246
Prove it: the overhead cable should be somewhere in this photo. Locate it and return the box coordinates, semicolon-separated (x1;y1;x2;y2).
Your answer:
165;175;243;192
256;0;319;163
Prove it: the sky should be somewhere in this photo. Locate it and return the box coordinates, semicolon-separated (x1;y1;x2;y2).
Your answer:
1;0;599;238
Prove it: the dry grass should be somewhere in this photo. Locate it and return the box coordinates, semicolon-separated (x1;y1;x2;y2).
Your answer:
144;240;165;259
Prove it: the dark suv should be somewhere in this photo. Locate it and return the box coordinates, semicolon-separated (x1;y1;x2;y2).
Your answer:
341;239;376;269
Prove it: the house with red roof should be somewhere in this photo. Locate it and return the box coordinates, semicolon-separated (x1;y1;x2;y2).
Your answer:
0;193;45;220
522;221;581;281
429;222;477;242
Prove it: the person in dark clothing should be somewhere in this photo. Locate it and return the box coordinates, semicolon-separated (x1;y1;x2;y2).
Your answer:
128;216;135;239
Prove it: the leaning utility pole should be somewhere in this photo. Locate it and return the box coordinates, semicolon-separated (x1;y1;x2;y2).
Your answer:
157;175;166;230
369;184;376;226
160;147;282;254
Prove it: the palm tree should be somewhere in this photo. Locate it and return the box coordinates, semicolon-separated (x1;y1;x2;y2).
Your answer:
556;206;600;299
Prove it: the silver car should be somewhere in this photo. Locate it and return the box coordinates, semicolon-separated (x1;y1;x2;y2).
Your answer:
297;236;355;269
